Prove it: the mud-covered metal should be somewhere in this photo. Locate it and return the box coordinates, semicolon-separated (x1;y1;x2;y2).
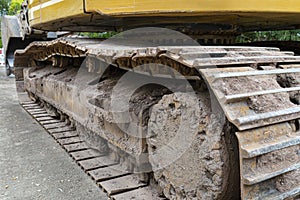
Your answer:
13;37;300;199
21;101;162;199
200;67;300;130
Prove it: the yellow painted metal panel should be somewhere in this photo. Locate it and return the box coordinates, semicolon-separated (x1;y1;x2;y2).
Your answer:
85;0;300;15
28;0;84;26
27;0;300;31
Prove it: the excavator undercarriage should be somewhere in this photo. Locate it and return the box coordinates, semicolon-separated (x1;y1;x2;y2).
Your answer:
3;0;300;198
11;35;300;199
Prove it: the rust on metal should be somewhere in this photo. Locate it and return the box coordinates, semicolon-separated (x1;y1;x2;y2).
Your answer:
21;102;162;199
17;37;300;199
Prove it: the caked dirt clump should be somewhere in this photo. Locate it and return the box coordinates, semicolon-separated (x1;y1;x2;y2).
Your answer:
277;73;300;104
257;145;299;173
276;169;300;192
215;75;296;113
147;92;239;200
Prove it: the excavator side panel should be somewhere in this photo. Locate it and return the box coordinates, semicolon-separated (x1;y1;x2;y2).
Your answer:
85;0;300;14
28;0;300;32
28;0;84;27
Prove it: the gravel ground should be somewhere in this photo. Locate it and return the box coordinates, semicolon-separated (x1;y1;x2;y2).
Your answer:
0;66;107;200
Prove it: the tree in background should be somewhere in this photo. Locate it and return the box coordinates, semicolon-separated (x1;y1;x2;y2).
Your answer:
8;0;22;15
237;30;300;43
0;0;9;16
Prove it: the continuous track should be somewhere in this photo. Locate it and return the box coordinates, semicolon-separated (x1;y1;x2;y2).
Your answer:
14;37;300;199
21;101;163;200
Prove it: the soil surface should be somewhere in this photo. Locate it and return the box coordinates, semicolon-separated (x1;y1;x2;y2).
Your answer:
215;75;295;113
147;92;239;199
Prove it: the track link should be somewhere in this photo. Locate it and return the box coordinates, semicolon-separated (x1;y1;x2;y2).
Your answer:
200;67;300;199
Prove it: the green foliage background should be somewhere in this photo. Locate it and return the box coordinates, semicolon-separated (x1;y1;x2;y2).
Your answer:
76;32;118;39
237;30;300;43
8;0;22;15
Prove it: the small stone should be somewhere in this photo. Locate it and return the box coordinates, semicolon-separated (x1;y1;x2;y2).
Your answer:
212;142;221;150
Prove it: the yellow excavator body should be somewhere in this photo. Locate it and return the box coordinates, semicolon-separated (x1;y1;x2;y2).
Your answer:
28;0;300;32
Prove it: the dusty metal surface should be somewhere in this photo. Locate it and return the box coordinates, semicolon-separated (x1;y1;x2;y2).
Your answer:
21;101;162;199
200;67;300;130
0;68;109;200
13;37;300;199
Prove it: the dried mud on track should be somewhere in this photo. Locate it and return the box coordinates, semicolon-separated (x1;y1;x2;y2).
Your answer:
0;66;106;200
216;75;295;113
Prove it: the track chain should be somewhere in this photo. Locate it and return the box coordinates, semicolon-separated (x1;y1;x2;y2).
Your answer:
14;37;300;199
21;101;164;200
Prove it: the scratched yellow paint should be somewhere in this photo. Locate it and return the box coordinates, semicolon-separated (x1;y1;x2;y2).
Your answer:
28;0;300;28
28;0;84;26
85;0;300;15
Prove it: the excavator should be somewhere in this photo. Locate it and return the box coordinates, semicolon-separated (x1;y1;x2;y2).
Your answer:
3;0;300;199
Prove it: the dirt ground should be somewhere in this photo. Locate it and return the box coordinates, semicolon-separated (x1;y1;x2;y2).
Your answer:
0;66;107;199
